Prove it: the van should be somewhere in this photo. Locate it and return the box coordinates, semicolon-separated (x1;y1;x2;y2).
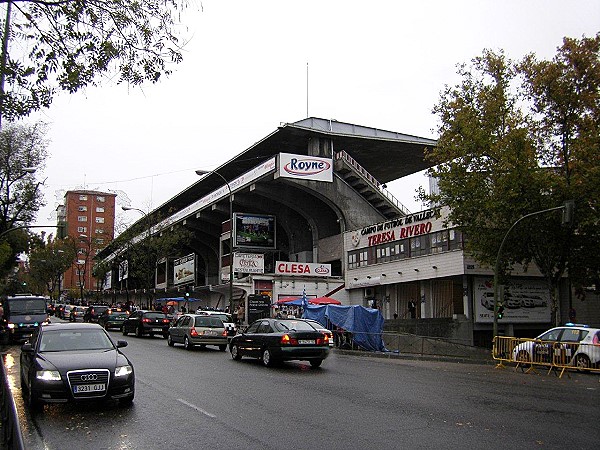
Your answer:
1;295;49;343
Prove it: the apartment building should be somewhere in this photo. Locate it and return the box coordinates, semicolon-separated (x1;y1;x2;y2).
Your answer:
57;190;116;298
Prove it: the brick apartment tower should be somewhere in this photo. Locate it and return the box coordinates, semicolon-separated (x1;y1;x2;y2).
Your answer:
56;190;116;299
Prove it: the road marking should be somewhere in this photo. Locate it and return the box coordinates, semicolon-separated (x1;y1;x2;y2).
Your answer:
177;398;217;418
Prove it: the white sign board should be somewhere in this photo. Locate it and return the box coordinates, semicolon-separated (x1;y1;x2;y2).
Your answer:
173;253;195;285
234;253;264;274
278;153;333;182
275;261;332;277
118;260;128;281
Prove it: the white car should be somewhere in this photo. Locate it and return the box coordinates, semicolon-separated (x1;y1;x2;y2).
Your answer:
304;319;335;347
512;324;600;370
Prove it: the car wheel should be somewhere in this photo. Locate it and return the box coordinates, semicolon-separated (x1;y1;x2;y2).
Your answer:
163;332;168;339
219;345;227;352
135;326;143;338
231;344;242;361
262;348;275;367
184;336;193;350
310;359;323;368
167;334;174;347
122;325;128;336
515;350;531;366
26;379;42;412
149;333;154;338
575;354;591;371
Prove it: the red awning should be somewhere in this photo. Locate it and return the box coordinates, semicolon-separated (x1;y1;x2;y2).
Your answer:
309;296;341;305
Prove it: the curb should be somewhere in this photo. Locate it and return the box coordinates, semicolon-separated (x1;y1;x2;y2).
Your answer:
332;348;496;365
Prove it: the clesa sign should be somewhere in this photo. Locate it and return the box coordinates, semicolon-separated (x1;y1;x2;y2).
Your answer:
275;261;332;277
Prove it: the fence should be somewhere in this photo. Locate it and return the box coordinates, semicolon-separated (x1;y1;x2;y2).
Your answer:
493;336;600;378
1;354;25;450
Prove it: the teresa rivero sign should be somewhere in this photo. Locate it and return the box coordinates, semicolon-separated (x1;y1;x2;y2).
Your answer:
275;261;332;277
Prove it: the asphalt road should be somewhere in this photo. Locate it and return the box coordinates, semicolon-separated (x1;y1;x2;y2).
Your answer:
3;326;600;450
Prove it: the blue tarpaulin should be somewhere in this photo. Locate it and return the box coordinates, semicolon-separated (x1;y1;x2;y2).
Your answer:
303;304;386;352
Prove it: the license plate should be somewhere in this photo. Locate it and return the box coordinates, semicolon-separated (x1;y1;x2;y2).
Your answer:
152;328;163;332
74;383;105;393
299;339;315;345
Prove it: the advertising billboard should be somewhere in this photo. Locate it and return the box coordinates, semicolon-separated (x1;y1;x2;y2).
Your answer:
234;253;265;274
278;153;333;182
233;213;276;249
173;253;195;286
473;277;551;323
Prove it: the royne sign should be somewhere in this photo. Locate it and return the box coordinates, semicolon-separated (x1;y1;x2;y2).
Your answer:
234;253;264;274
275;261;332;277
278;153;333;182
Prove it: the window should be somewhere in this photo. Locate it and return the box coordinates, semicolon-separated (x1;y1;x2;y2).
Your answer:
78;206;87;212
78;216;87;222
96;207;105;213
77;226;87;233
96;238;105;245
96;196;105;202
79;195;88;201
95;217;105;223
77;248;86;255
95;228;104;234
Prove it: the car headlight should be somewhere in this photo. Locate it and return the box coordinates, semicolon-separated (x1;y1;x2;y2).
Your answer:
7;323;15;329
115;365;133;377
36;370;61;381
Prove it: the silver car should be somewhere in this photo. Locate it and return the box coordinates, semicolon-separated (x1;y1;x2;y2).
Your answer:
167;314;228;351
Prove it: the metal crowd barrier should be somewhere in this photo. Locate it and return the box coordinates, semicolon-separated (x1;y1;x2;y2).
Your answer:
1;354;25;450
493;336;600;378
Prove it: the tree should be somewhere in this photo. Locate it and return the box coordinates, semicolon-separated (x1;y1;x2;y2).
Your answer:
28;235;77;299
421;34;600;325
0;121;47;281
0;0;191;125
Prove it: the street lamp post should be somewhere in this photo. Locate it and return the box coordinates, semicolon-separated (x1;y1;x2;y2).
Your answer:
195;169;235;318
122;206;153;308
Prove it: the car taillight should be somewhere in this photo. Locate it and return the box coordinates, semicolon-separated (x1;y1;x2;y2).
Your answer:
162;318;170;323
190;328;199;337
222;330;228;337
281;334;298;345
142;318;151;323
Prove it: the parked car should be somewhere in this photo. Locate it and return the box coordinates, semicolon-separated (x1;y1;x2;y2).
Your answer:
195;310;237;337
512;324;600;370
304;319;335;347
167;314;228;351
69;306;88;322
122;310;170;338
98;310;130;330
229;318;330;368
19;322;134;411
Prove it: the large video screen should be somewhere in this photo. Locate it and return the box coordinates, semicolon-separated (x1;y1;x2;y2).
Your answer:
233;213;276;249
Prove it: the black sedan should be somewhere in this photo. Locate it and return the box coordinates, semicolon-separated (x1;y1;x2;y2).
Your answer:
98;310;129;330
20;323;135;411
121;310;170;338
229;318;330;368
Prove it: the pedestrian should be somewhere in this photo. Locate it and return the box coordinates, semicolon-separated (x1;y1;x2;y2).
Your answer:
408;300;417;319
393;312;398;320
236;302;245;325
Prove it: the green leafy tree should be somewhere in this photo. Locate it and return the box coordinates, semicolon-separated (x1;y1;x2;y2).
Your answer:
0;0;191;125
421;34;600;325
28;236;77;300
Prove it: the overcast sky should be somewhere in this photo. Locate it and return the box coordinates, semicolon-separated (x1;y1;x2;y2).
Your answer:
30;0;599;235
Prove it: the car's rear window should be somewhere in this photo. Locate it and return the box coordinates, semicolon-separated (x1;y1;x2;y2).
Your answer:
275;320;315;332
144;312;167;319
194;317;224;328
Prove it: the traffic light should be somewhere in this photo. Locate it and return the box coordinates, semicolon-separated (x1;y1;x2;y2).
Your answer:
497;304;505;320
562;200;574;226
185;289;190;299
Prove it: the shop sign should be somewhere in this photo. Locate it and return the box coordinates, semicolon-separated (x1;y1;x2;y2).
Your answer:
275;261;331;277
234;253;264;274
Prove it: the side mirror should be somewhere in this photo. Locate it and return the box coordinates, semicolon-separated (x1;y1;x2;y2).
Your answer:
116;340;128;348
21;342;34;352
